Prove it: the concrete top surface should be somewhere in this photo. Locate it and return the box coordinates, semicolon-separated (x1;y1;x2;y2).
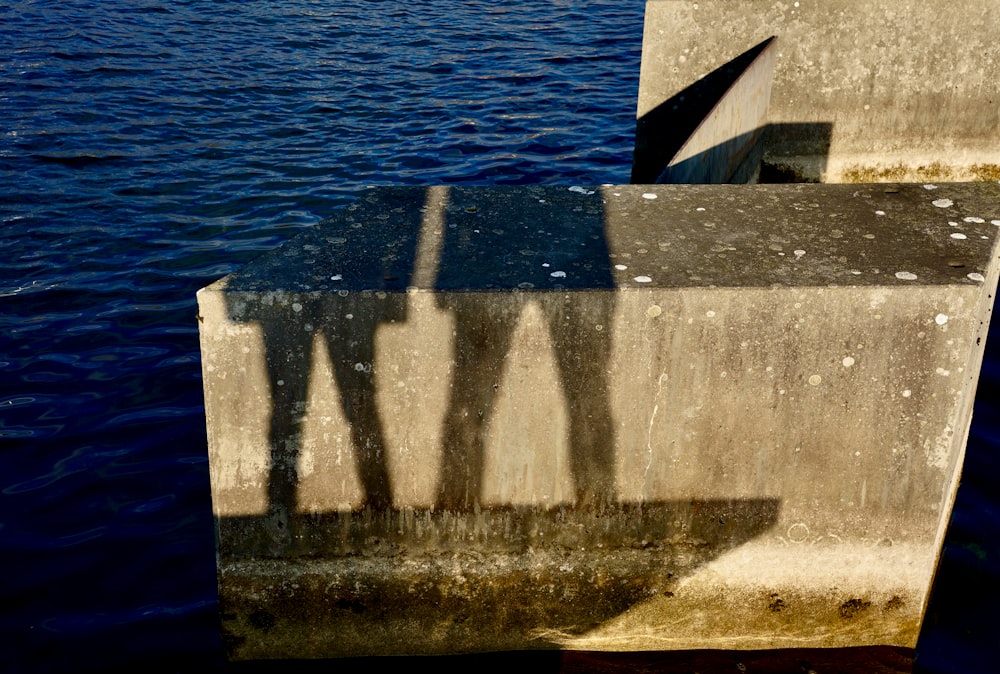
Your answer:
213;184;1000;294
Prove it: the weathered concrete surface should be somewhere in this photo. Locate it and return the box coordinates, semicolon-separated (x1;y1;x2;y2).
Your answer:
636;1;1000;182
198;184;1000;657
651;37;776;184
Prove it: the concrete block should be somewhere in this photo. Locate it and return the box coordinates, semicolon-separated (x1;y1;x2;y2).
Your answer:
198;184;1000;657
636;1;1000;182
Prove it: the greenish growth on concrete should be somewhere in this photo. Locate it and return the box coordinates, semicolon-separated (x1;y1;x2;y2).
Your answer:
199;184;1000;658
636;0;1000;183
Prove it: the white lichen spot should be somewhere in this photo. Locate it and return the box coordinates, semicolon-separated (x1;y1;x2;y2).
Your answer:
843;356;855;367
706;310;716;318
696;207;706;212
550;270;566;278
936;367;951;376
849;270;862;275
967;272;986;282
634;275;652;283
785;523;812;545
331;274;342;281
808;374;822;386
614;264;628;271
345;313;354;320
641;192;657;200
569;186;594;195
646;305;662;318
277;379;285;386
902;389;912;398
875;210;885;216
935;313;949;325
794;249;806;259
932;198;954;208
963;216;985;223
854;451;861;457
950;232;967;240
925;425;953;469
542;262;550;267
923;184;938;190
992;220;1000;226
895;271;918;280
292;302;303;313
863;233;876;239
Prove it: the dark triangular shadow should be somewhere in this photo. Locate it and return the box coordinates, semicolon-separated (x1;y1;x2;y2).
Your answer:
632;37;776;184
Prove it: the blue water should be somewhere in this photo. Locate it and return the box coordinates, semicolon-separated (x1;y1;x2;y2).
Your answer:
1;1;996;672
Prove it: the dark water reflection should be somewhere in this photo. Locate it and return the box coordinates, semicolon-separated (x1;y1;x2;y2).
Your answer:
0;0;996;672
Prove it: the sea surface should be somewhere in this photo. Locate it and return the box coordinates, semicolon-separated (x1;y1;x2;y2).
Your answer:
1;1;997;672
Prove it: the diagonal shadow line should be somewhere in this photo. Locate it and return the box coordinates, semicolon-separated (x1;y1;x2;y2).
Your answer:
632;37;776;184
658;122;834;186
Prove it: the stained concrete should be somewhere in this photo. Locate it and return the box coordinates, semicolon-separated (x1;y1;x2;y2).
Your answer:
636;0;1000;182
198;184;1000;657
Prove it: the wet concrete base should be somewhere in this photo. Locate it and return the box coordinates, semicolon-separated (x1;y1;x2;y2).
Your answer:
219;504;923;660
230;647;914;674
220;552;921;661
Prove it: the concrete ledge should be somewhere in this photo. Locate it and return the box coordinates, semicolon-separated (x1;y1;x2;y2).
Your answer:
199;184;1000;657
636;0;1000;182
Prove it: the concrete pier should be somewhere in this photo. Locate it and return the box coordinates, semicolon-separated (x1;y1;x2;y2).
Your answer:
199;183;1000;658
634;0;1000;183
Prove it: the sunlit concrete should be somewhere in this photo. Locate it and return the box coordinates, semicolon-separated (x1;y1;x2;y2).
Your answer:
636;0;1000;183
199;184;1000;658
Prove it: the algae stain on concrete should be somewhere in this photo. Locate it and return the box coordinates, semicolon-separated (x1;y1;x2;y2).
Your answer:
840;162;1000;184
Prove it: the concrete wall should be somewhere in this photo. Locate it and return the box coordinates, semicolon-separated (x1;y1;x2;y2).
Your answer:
636;0;1000;182
199;184;1000;657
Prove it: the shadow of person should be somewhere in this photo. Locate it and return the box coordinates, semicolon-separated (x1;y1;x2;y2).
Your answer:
222;189;425;545
430;186;617;512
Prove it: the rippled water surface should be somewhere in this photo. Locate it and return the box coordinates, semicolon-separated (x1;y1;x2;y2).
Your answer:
2;1;997;672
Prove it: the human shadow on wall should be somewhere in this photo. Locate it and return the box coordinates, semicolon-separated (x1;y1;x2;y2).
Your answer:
222;189;423;545
215;186;783;656
430;186;617;511
223;186;620;535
